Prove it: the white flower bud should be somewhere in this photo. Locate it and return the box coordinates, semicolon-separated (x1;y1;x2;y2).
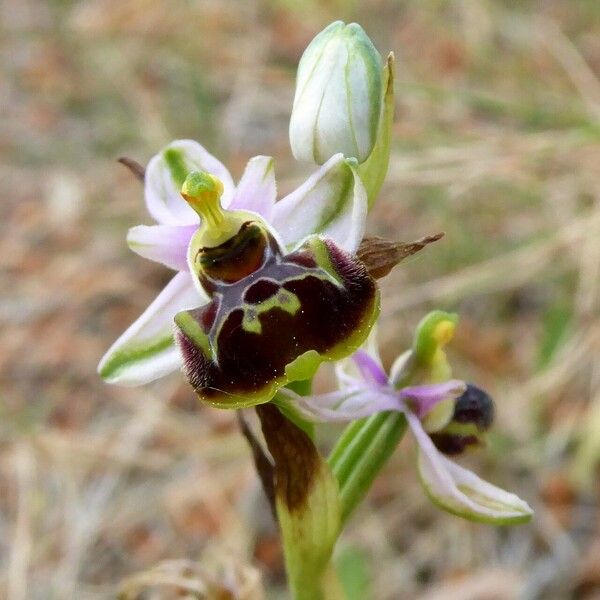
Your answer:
289;21;383;165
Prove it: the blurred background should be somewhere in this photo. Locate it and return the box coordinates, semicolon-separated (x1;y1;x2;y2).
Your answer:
2;0;600;598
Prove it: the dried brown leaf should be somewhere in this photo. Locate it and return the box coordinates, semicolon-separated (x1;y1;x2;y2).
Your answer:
119;557;264;600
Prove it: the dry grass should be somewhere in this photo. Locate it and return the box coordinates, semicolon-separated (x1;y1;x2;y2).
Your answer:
1;0;600;598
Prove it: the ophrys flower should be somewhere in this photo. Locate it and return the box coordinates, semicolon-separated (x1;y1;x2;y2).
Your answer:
280;338;533;525
98;140;374;404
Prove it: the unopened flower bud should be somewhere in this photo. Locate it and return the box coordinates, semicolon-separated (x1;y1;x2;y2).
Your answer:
430;384;495;455
289;21;383;165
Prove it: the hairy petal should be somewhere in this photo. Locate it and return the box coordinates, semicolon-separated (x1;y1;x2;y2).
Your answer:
335;328;384;389
127;224;197;271
351;348;388;386
272;154;367;252
145;139;234;225
98;272;207;385
279;386;399;423
400;380;466;420
229;155;276;219
407;413;533;524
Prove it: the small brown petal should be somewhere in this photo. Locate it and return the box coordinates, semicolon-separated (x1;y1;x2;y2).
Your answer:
118;156;145;182
357;233;445;279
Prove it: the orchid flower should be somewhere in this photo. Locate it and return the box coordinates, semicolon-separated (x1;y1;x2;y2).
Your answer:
98;139;373;398
279;340;533;525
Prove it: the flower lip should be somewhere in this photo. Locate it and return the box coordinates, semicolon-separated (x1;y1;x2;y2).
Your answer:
429;432;482;455
175;235;379;408
428;383;495;456
351;349;388;386
452;383;495;430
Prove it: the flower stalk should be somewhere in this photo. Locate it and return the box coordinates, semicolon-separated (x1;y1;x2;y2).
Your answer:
329;411;407;525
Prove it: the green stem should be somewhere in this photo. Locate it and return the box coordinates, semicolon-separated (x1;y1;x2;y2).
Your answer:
329;412;407;525
321;563;347;600
292;566;345;600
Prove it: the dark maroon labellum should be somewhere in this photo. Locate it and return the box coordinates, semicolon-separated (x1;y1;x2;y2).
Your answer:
453;383;495;431
175;222;378;408
431;383;495;456
430;432;482;455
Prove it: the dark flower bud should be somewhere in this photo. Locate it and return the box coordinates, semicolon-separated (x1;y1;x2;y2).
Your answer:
430;384;495;456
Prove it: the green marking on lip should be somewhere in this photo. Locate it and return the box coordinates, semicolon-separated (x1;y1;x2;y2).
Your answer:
241;290;301;334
